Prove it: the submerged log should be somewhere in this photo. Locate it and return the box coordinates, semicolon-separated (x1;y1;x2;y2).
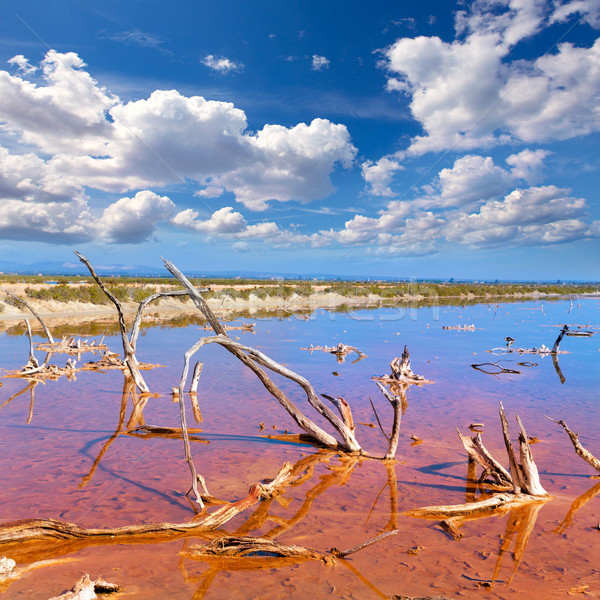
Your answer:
301;343;366;363
183;529;398;563
405;493;550;519
0;462;301;545
183;536;327;562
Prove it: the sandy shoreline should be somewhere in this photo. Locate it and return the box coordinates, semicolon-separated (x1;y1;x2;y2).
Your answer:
1;281;594;331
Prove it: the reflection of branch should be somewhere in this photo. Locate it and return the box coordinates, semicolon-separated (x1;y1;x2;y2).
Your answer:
491;502;545;587
554;481;600;534
1;378;41;424
551;353;566;384
337;558;389;600
79;374;132;489
257;454;360;541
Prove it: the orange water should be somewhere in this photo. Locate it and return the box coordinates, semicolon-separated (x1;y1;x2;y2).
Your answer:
1;298;599;599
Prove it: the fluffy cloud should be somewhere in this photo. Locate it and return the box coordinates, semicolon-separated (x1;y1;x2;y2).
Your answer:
172;206;313;247
209;119;356;210
99;191;175;243
551;0;600;28
201;55;244;73
361;156;403;197
7;55;36;74
1;51;117;155
0;50;357;244
0;197;95;243
382;1;600;153
311;55;330;70
437;155;513;206
444;185;592;246
320;177;596;254
506;148;550;183
171;206;247;234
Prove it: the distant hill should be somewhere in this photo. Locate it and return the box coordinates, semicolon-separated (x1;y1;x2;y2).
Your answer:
0;259;597;284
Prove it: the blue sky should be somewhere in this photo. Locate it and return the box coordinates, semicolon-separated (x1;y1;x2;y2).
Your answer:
0;0;599;280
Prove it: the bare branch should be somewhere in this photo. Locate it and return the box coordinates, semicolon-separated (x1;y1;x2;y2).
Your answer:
547;417;600;473
1;288;54;344
74;251;149;394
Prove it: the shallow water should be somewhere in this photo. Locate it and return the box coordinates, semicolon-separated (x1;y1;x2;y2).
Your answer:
1;297;599;599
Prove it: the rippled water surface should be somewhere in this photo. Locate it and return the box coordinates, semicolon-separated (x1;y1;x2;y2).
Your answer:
1;297;599;599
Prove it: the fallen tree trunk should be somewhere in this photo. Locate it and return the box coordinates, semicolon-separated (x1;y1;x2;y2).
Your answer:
0;462;300;545
404;492;550;519
162;257;361;453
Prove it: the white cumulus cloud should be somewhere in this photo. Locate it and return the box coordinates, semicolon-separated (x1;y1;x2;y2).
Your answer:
382;1;600;154
202;54;244;73
99;190;175;243
312;55;330;70
0;50;357;245
361;156;404;197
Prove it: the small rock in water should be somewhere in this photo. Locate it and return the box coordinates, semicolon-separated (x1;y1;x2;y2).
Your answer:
0;557;16;574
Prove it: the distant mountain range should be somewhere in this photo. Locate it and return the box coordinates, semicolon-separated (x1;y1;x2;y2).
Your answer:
0;259;350;280
0;259;597;284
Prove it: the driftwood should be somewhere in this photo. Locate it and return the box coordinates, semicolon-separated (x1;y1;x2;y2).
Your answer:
0;462;305;546
75;252;149;393
374;381;404;460
203;322;255;332
163;257;361;453
373;346;433;386
301;343;366;363
47;574;120;600
1;289;54;343
457;430;512;488
547;417;600;473
442;324;475;331
183;529;398;563
488;325;569;356
74;251;208;393
3;325;77;380
184;536;329;562
36;336;107;356
404;492;548;519
407;403;549;525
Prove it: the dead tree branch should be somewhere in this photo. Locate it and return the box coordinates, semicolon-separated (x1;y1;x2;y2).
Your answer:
0;462;304;546
373;346;433;386
162;257;361;453
75;251;150;394
374;381;403;460
546;417;600;473
301;343;366;363
1;289;54;344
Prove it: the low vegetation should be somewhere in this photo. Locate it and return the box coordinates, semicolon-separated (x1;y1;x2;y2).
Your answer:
0;274;597;309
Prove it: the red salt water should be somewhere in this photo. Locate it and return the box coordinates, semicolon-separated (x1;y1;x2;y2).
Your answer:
0;298;599;598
